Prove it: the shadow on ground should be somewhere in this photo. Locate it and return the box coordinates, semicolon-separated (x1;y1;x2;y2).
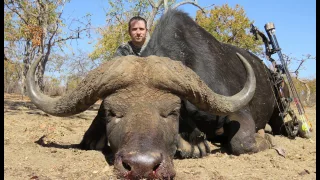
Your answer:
34;135;115;165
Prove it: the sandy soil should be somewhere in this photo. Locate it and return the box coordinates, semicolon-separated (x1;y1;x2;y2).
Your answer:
4;93;316;180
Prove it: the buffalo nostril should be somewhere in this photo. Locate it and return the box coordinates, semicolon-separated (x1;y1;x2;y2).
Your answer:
118;152;165;176
122;162;131;171
115;152;176;179
153;163;161;171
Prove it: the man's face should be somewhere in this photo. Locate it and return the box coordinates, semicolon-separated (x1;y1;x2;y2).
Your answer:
129;20;147;46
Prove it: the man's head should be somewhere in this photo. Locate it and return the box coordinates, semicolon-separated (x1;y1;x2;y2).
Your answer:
128;16;147;47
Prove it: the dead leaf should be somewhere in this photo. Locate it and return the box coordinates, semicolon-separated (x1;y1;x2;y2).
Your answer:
273;146;286;157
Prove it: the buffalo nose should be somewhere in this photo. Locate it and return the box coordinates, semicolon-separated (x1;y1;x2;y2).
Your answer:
118;152;163;177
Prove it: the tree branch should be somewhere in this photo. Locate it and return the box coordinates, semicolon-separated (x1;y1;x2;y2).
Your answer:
293;59;305;75
52;26;91;45
53;34;79;45
202;3;215;9
48;17;60;45
148;0;156;8
5;3;28;25
147;6;160;30
156;0;164;8
171;0;206;14
164;0;168;12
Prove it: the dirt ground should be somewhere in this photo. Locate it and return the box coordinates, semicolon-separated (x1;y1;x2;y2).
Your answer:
4;93;316;180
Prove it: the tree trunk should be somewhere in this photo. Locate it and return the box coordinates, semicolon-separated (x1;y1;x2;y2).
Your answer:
36;55;49;92
21;53;30;95
303;82;311;105
36;67;45;92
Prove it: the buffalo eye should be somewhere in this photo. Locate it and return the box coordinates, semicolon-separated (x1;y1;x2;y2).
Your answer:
161;107;180;118
107;109;116;117
107;109;123;118
168;110;179;117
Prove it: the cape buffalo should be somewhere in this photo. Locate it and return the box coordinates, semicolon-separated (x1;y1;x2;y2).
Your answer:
28;9;282;179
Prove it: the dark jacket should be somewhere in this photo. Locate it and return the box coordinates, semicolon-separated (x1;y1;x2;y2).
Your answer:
113;41;142;57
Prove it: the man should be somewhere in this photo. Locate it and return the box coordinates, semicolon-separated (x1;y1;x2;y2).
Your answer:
113;16;148;57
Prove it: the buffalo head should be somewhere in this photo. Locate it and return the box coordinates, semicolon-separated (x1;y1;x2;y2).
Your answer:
27;54;255;179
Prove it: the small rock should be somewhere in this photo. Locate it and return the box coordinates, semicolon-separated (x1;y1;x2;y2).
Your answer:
72;149;78;152
183;170;190;174
298;169;310;176
30;175;39;180
273;146;286;158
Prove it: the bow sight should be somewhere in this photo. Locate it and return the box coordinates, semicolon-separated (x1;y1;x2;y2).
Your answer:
250;23;312;139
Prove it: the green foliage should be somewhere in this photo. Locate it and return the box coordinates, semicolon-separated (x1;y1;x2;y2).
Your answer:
4;61;22;93
4;61;20;81
89;23;131;61
4;10;19;42
5;0;63;45
196;4;264;55
65;75;83;93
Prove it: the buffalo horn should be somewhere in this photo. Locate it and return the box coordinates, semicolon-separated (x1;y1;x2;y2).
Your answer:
26;55;138;117
146;52;256;116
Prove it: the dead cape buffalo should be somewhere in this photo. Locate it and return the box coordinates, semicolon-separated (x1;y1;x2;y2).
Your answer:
27;9;281;179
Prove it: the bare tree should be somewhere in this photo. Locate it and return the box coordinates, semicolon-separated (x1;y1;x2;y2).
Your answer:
4;0;92;95
290;54;316;105
281;53;316;105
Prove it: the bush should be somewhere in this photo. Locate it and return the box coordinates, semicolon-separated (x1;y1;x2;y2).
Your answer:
4;61;22;94
43;77;65;97
290;77;316;107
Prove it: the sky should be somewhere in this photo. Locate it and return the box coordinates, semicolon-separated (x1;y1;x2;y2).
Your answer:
62;0;316;79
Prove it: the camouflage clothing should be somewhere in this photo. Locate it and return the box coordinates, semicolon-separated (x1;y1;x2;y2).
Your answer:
113;41;142;57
